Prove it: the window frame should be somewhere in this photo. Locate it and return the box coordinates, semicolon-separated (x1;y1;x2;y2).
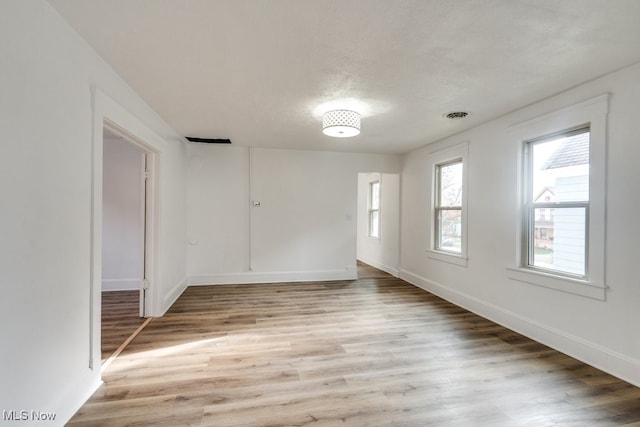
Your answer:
522;126;590;279
434;158;463;254
427;142;469;267
368;180;380;239
507;94;608;300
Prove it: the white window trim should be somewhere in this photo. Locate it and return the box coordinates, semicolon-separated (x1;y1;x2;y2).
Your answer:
426;142;469;267
507;94;608;300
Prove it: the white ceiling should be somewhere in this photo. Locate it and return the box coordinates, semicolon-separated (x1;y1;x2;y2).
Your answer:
48;0;640;154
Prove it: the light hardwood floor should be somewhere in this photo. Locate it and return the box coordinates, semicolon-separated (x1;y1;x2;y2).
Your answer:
102;290;144;362
71;264;640;426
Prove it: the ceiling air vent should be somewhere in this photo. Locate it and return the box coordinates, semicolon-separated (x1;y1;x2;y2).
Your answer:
444;111;470;120
186;137;231;144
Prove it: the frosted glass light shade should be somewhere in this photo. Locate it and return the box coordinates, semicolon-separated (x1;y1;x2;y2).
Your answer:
322;110;360;138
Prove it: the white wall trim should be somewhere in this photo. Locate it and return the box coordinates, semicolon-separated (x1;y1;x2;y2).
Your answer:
101;279;142;292
189;266;357;286
506;267;606;301
55;370;102;426
399;268;640;388
91;88;165;365
160;277;189;315
507;94;609;296
357;258;399;277
426;249;468;267
90;87;166;322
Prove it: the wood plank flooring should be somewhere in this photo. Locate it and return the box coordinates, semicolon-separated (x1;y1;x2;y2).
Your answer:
102;290;144;362
71;264;640;426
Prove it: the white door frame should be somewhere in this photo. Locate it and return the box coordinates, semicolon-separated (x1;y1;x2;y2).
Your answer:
103;123;154;318
90;89;162;371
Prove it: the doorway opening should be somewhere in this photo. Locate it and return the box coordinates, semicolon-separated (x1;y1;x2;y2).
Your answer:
356;172;401;279
101;124;153;364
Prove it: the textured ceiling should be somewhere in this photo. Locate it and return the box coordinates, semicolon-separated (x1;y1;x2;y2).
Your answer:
48;0;640;154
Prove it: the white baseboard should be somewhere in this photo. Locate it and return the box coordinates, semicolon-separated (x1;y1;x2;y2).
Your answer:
188;265;357;286
159;276;188;316
357;258;399;277
399;268;640;388
54;368;102;427
101;278;141;291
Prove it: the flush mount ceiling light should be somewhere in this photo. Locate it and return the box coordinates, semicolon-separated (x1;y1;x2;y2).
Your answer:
322;110;361;138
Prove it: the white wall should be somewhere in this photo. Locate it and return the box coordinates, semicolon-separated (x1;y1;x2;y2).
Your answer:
400;62;640;387
187;145;402;284
102;137;144;291
0;2;187;424
187;145;251;277
357;172;400;275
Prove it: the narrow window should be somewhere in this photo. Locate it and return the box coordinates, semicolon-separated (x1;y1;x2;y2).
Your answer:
434;159;463;253
368;180;380;238
524;127;590;277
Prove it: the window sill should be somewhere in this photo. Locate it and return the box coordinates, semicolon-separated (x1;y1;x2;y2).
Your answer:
506;267;606;300
426;249;468;267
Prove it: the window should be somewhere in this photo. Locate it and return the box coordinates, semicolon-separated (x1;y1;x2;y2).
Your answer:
368;180;380;238
507;94;607;300
524;127;589;277
427;142;468;267
435;159;463;254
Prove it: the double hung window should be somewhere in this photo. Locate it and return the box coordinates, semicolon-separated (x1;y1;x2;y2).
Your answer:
508;94;608;300
523;127;590;278
368;180;380;238
427;142;468;267
434;160;463;254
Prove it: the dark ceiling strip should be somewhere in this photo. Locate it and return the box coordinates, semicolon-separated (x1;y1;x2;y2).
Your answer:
185;137;232;144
